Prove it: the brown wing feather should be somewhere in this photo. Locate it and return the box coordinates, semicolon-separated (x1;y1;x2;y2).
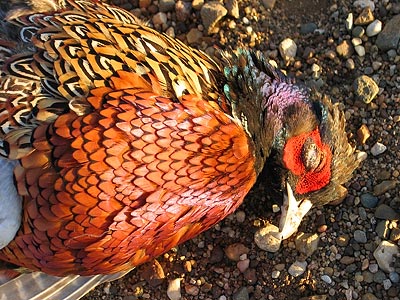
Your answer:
0;0;223;159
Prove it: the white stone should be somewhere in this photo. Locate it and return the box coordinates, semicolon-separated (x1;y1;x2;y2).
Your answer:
322;274;333;284
383;279;392;290
366;20;382;37
352;37;363;46
372;61;383;70
167;278;182;300
371;142;387;156
357;151;368;162
345;13;353;30
279;38;297;61
272;204;280;213
355;45;366;57
242;17;250;25
288;260;308;277
271;270;280;279
353;0;375;11
369;263;379;273
373;241;400;273
254;223;282;252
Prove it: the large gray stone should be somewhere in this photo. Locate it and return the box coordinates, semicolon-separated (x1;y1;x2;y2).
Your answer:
200;2;228;34
376;15;400;51
373;241;399;273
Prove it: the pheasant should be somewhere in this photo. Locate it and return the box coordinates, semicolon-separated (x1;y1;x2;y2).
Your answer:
0;0;360;298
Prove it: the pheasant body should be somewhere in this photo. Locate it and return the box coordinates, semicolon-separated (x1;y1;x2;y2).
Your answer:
0;0;359;283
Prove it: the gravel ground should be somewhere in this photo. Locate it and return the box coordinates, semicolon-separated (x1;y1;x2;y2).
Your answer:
83;0;400;299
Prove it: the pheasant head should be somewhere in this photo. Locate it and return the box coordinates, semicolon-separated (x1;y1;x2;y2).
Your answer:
222;51;360;240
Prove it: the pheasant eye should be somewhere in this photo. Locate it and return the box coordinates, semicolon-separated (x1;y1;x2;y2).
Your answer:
301;138;321;171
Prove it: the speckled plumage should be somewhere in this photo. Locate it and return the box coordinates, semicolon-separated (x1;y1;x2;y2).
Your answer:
0;0;359;295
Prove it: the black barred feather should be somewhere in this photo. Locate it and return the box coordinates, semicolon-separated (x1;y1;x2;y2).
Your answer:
0;0;223;159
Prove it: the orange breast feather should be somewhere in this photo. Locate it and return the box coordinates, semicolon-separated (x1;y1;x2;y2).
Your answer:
0;71;256;276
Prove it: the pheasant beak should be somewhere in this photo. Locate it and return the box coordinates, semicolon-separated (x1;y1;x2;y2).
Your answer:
278;182;313;240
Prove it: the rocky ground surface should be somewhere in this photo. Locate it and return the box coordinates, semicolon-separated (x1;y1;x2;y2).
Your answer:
84;0;400;299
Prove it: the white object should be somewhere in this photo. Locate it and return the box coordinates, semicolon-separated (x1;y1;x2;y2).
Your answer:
0;158;22;249
279;183;313;240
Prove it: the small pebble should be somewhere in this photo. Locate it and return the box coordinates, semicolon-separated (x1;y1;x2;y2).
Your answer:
345;13;353;30
262;0;276;10
235;211;246;223
370;142;387;156
225;243;250;261
389;272;400;283
366;19;382;37
288;260;308;277
295;232;320;258
390;227;400;242
336;40;354;58
275;264;285;271
336;234;350;247
271;270;280;279
352;26;365;37
354;7;375;25
362;293;379;300
372;61;382;70
272;204;280;213
159;0;175;12
375;220;390;239
354;230;367;243
360;193;378;208
364;66;373;75
225;0;239;19
375;204;400;220
254;223;282;253
233;287;249;300
353;75;379;103
373;270;387;283
186;28;203;44
383;278;392;290
345;58;355;70
369;263;379;273
152;12;168;26
192;0;204;10
321;275;333;284
300;23;317;35
279;38;297;61
353;0;375;11
362;258;369;271
355;45;366;56
185;284;200;296
340;256;355;265
352;37;362;46
175;0;192;22
237;259;250;273
373;180;398;196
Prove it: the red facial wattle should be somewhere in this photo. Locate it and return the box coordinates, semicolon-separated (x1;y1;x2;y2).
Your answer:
282;128;332;194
